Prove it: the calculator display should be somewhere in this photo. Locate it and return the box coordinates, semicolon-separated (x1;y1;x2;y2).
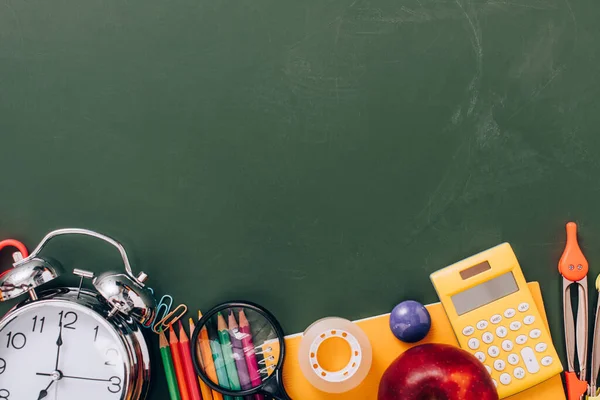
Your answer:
451;272;519;315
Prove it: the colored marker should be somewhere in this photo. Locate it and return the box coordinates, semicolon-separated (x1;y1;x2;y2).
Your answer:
159;330;182;400
227;310;251;390
178;322;203;400
238;310;264;397
169;325;191;400
189;318;215;400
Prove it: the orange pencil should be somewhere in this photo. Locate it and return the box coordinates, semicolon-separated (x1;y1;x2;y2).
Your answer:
178;321;203;400
189;318;214;400
198;311;225;400
170;324;191;400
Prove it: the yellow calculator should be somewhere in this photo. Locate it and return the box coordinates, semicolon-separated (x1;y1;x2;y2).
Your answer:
430;243;563;398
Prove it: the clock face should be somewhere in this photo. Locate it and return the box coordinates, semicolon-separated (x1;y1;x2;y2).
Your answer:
0;300;128;400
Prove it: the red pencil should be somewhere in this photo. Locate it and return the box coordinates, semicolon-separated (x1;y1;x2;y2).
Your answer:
178;321;203;400
170;324;191;400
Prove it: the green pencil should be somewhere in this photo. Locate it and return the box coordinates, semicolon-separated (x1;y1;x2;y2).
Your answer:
159;330;182;400
208;323;235;400
217;312;243;400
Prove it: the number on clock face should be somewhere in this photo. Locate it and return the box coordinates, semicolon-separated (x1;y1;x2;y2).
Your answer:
0;301;127;399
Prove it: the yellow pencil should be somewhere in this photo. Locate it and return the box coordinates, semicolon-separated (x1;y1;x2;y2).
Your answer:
189;318;214;400
198;311;226;400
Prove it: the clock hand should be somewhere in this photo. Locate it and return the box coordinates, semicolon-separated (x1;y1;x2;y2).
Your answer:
60;375;112;382
37;380;54;400
54;322;63;371
36;372;111;383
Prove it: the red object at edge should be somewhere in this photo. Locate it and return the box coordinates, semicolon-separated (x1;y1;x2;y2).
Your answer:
565;371;588;400
0;239;29;278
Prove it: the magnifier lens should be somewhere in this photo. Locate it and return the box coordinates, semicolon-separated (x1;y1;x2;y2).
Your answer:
196;306;282;393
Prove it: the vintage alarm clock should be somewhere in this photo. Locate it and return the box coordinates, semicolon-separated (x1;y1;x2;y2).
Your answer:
0;228;156;400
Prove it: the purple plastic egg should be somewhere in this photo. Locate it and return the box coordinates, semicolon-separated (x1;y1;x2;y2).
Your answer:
389;300;431;343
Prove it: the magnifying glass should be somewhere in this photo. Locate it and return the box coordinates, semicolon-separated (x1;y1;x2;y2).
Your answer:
191;301;292;400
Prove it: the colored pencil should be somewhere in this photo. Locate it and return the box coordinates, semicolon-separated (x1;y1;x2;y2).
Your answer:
170;324;191;400
238;310;262;388
208;319;235;400
227;311;251;390
197;313;226;400
217;312;242;390
178;321;203;400
189;318;215;400
159;330;182;400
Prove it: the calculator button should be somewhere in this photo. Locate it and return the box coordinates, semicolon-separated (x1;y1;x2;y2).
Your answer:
504;308;516;318
494;359;506;371
475;352;486;363
477;320;488;330
535;343;548;353
500;373;512;385
530;329;542;339
488;346;500;358
468;338;480;350
507;353;520;365
490;314;502;324
516;335;528;345
514;367;526;379
486;365;492;375
510;321;522;331
541;356;553;366
463;326;475;336
492;379;497;387
521;347;541;373
523;315;536;325
518;303;530;313
502;340;514;352
482;332;494;344
496;326;508;338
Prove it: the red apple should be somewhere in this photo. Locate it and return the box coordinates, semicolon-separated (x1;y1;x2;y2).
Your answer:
378;343;498;400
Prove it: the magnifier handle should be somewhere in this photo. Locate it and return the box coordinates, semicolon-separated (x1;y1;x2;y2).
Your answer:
262;371;292;400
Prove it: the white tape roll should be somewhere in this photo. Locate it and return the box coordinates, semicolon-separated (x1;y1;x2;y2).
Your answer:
298;317;372;393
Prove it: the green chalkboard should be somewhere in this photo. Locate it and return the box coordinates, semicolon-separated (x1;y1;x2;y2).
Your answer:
1;0;598;397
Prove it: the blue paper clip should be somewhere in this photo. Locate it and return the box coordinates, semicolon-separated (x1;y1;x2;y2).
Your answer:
150;294;174;333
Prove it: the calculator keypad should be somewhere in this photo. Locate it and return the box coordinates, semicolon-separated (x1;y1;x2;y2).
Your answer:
459;304;558;396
